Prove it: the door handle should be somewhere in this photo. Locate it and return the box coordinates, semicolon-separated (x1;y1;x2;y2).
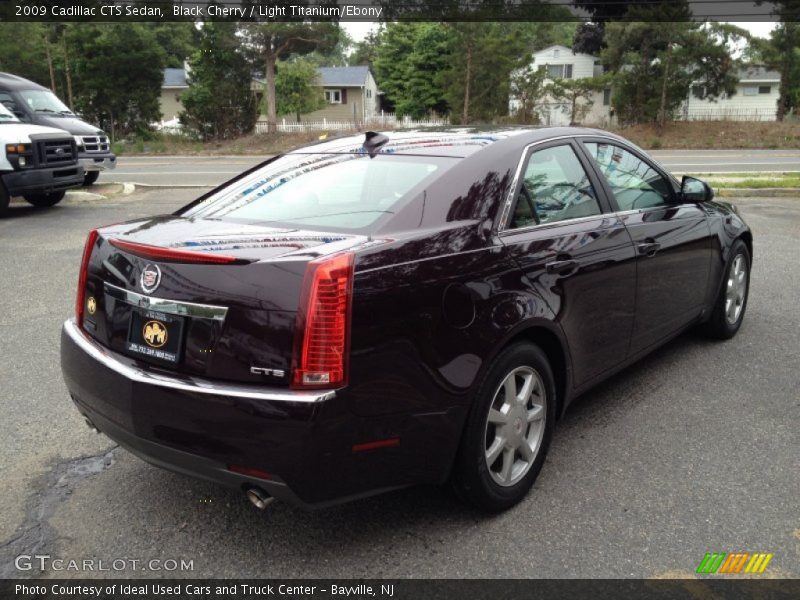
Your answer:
637;241;661;257
546;259;578;274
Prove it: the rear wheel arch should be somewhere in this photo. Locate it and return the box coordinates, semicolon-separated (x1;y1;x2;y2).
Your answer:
507;326;571;419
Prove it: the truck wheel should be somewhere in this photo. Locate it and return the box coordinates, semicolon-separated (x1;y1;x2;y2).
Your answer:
24;191;66;208
83;171;100;186
0;183;9;216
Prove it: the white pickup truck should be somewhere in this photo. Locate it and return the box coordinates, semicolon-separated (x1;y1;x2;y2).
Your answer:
0;102;84;215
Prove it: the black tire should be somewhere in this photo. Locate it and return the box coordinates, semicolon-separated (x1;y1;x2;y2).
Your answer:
703;239;750;339
83;171;100;186
451;342;556;512
0;182;9;216
23;190;66;208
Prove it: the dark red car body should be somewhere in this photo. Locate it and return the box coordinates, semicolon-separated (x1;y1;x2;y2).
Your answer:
60;128;752;508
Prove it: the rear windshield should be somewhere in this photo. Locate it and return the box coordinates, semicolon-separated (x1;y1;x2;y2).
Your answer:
181;152;457;232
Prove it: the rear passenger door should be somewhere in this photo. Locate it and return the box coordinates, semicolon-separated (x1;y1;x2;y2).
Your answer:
499;140;637;388
579;140;712;355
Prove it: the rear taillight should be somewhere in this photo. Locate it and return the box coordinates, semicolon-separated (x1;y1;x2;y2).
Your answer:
292;252;354;389
109;238;250;265
76;229;99;326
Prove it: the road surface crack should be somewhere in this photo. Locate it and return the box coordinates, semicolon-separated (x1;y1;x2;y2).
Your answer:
0;446;118;578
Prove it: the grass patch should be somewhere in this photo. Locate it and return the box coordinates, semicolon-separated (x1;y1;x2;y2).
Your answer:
707;175;800;189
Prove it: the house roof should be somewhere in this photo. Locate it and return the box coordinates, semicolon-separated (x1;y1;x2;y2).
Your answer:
317;66;371;87
533;44;598;61
163;68;188;88
737;66;780;83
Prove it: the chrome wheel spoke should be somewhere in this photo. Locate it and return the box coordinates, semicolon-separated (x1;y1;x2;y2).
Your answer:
527;404;544;423
519;440;534;461
488;408;508;425
486;437;504;465
517;373;534;404
500;448;515;483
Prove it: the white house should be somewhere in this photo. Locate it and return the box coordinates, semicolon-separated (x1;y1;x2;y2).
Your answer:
510;45;783;125
509;44;612;127
681;67;781;121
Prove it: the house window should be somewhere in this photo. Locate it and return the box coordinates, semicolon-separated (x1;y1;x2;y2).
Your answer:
691;84;706;99
758;86;771;94
742;86;758;96
366;89;372;99
553;49;560;58
545;64;572;80
324;89;342;104
603;88;611;106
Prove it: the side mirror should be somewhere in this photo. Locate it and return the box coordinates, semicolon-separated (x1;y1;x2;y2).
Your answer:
681;176;714;203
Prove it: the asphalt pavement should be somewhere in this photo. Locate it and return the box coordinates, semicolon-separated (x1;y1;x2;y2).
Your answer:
100;149;800;188
0;188;798;579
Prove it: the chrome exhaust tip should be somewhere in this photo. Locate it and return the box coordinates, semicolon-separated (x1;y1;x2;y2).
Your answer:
245;486;274;510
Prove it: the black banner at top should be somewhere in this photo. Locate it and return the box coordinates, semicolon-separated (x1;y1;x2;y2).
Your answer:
0;0;794;23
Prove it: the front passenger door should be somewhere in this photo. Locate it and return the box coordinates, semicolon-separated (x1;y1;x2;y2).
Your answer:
581;141;712;355
500;141;637;387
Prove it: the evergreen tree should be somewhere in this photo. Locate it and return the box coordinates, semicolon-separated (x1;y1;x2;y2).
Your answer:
180;21;257;140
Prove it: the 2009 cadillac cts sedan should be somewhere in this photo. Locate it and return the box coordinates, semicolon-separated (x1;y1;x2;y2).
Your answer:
61;128;752;512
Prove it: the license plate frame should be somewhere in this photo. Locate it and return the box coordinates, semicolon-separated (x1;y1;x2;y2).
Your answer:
126;308;185;365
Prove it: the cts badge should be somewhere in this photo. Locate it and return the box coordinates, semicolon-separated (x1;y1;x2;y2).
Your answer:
142;320;168;348
140;264;161;294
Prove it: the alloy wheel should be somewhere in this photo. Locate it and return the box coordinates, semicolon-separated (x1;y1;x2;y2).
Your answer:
725;254;748;325
484;366;547;487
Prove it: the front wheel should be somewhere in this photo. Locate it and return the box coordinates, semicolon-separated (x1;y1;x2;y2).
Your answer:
703;239;750;339
23;190;66;208
83;171;100;186
451;342;556;512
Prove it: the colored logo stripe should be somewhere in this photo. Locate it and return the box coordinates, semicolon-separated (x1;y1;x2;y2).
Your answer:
745;553;773;574
697;552;773;574
697;553;726;573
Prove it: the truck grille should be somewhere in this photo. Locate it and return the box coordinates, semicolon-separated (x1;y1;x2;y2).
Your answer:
79;135;110;153
36;139;77;166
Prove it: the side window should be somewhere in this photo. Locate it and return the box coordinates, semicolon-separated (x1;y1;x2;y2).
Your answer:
509;144;602;229
583;142;672;210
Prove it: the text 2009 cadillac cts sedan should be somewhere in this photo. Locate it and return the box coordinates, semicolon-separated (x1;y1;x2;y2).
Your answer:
61;129;752;512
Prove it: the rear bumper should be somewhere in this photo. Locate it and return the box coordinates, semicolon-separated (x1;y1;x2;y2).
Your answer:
60;319;445;508
79;153;116;172
2;165;84;196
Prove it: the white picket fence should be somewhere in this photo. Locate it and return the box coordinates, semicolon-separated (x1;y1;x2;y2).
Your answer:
255;113;449;133
675;108;778;122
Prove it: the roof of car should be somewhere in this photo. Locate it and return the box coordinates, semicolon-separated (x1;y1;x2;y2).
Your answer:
0;72;48;91
288;127;619;158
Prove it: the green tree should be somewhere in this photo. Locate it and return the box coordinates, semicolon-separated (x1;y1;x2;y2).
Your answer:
445;23;530;123
350;27;384;67
509;65;548;123
141;22;199;68
180;21;257;140
547;75;610;125
275;59;325;122
241;22;339;132
0;23;53;89
69;24;164;139
602;6;744;126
